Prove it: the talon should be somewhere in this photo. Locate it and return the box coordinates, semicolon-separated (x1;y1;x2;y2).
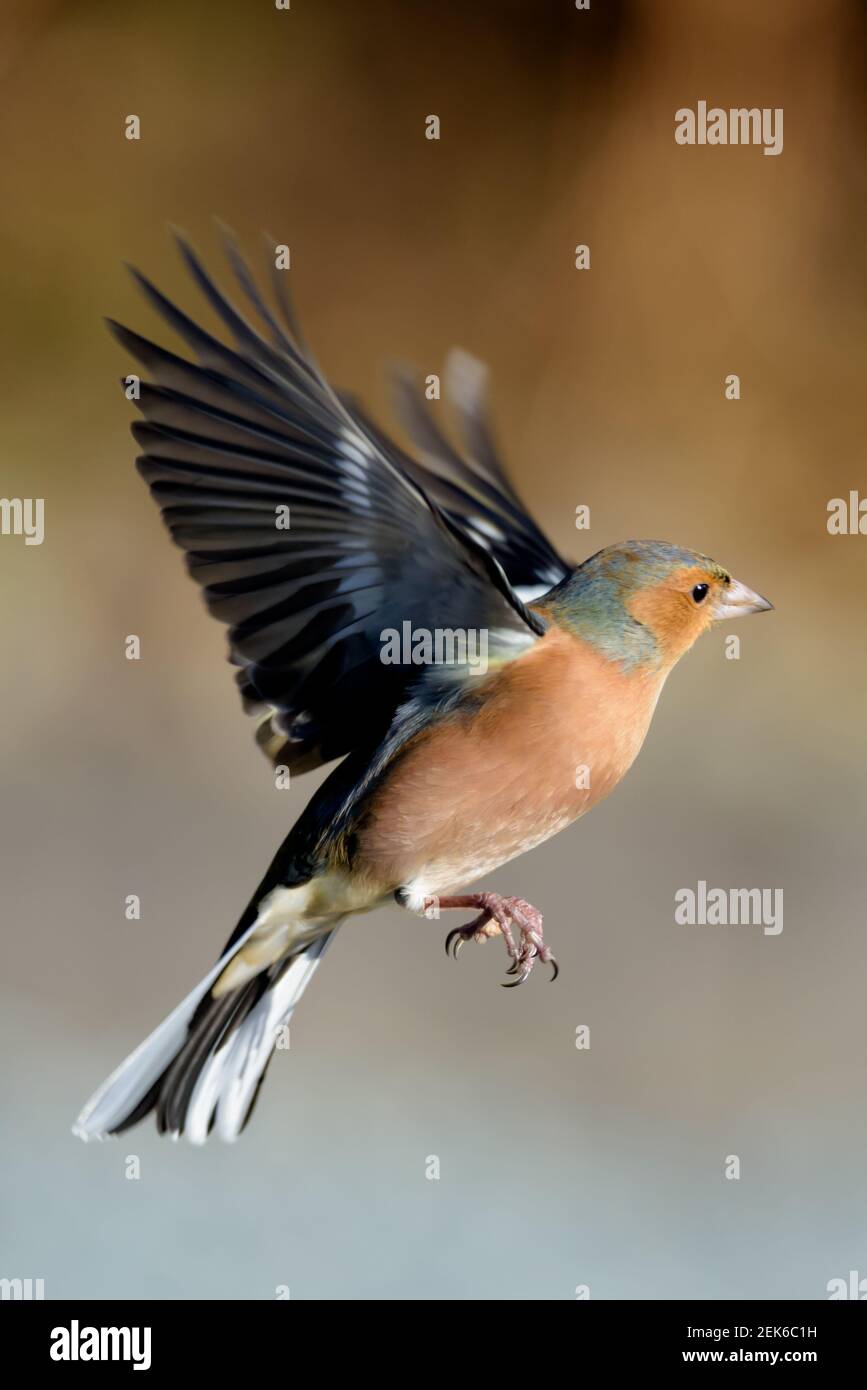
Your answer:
445;927;462;959
436;894;557;986
501;971;530;989
445;911;492;960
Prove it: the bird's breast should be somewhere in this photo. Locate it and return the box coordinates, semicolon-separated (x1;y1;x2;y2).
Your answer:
352;627;666;904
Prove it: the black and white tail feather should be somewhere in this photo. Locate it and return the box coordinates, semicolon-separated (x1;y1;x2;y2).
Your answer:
74;923;337;1143
73;227;570;1144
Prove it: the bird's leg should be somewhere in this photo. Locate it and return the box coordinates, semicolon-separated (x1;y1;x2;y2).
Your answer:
429;893;558;986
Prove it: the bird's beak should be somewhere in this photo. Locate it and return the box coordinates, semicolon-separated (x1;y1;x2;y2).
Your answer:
714;577;774;620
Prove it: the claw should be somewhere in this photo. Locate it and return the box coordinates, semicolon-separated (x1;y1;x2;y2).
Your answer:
437;894;557;986
446;917;487;959
501;971;530;988
445;927;462;959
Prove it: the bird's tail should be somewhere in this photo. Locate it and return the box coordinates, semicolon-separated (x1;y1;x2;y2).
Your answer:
73;922;339;1144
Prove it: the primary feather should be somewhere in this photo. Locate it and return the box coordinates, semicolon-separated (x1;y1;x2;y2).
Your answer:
114;228;569;776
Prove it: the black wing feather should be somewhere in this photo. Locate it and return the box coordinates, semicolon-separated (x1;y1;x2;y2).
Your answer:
390;356;569;595
113;232;564;774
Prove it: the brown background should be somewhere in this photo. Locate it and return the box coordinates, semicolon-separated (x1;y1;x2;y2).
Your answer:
1;0;865;1298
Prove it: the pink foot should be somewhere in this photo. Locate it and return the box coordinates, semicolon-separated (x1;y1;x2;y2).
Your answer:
429;892;559;987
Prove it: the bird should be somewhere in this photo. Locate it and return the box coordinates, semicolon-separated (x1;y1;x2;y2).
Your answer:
73;229;773;1145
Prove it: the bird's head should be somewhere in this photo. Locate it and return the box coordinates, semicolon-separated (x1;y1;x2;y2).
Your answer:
543;540;773;672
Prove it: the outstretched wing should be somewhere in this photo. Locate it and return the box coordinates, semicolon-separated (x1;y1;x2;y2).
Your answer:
388;351;570;602
112;230;553;775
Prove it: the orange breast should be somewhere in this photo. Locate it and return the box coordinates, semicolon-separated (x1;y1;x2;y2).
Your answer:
352;626;666;901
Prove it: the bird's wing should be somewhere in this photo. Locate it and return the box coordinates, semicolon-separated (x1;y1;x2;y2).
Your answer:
386;351;571;602
112;230;549;775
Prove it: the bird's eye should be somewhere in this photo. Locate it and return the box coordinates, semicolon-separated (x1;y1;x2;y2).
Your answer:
691;583;709;604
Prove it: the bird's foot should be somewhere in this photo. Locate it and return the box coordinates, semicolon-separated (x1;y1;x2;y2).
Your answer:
501;897;559;988
432;893;558;986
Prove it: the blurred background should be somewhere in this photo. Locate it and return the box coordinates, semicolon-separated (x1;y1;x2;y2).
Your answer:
1;0;866;1300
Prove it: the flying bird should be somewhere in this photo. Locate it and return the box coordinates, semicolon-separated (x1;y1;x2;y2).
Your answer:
74;231;773;1144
